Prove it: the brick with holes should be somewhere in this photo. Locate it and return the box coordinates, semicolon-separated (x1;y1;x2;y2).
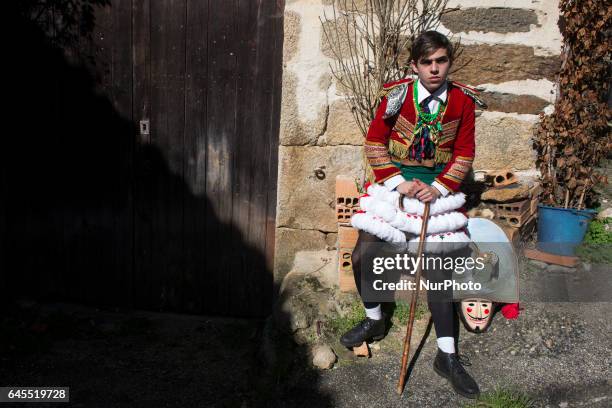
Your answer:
336;175;361;225
338;226;359;292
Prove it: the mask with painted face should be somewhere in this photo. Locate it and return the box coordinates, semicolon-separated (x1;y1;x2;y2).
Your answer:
458;298;493;333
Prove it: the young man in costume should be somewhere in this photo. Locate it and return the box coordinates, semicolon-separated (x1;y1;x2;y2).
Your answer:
341;31;485;399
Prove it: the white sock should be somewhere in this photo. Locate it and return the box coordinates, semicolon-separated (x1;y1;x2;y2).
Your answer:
437;337;455;354
365;304;382;320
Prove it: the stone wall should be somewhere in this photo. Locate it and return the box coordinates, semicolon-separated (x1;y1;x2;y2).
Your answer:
273;0;561;286
441;0;562;172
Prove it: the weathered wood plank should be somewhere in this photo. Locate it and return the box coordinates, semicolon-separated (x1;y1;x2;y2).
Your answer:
261;0;284;309
148;0;187;311
524;248;579;267
266;0;284;304
205;0;238;315
132;0;153;309
7;3;66;301
62;2;117;306
109;0;134;307
246;0;271;315
226;0;260;316
57;0;133;308
183;0;209;313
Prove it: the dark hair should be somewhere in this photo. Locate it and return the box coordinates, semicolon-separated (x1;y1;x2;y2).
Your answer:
411;31;454;63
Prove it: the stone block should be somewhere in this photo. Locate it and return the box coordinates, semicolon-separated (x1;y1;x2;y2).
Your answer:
312;344;337;369
292;249;338;290
284;11;301;63
597;208;612;220
450;44;561;85
481;184;531;202
276;145;364;231
320;15;357;60
473;116;537;171
480;92;550;114
275;270;315;332
280;72;330;146
322;100;364;146
325;232;338;249
273;228;327;286
441;7;538;34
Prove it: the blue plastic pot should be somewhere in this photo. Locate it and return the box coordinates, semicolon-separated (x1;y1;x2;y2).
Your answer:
537;204;597;256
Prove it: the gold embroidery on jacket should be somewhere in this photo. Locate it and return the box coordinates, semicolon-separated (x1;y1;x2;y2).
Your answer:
434;148;452;164
389;139;411;160
365;141;401;182
442;156;473;183
393;114;416;146
437;119;460;145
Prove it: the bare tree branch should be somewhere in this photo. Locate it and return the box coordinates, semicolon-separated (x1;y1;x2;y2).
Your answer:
321;0;453;136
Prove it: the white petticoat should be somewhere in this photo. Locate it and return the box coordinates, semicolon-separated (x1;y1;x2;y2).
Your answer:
350;183;471;253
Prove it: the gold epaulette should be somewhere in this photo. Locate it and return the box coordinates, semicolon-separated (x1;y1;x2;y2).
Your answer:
377;78;414;100
451;81;488;109
451;81;480;94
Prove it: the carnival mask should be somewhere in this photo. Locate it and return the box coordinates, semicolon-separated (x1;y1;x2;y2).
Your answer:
459;298;493;333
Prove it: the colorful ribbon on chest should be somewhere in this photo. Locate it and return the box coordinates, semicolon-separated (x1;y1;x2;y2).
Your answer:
410;82;445;161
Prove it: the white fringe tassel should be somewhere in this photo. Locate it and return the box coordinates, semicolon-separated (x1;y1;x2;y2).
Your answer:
351;183;471;253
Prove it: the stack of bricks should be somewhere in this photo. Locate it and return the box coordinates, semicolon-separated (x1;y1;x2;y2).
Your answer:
336;176;361;292
480;169;541;243
335;177;427;301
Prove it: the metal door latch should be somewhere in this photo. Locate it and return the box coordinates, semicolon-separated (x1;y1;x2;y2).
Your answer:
139;119;150;136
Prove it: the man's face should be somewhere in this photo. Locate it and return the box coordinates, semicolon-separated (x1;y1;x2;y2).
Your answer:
411;47;451;92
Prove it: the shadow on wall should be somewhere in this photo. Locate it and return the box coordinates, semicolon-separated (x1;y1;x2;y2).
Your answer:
0;2;336;406
1;1;276;317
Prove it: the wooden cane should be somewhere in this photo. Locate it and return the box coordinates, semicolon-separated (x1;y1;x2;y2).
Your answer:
396;201;431;395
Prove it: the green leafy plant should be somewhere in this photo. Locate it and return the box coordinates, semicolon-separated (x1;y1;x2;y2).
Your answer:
583;217;612;244
575;217;612;263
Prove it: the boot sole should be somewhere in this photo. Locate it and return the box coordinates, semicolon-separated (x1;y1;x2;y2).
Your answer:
433;364;480;400
340;334;385;348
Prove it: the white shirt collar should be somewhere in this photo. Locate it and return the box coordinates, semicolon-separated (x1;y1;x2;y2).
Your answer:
417;80;448;105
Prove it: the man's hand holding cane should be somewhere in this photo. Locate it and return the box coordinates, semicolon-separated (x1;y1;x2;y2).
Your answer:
396;179;441;203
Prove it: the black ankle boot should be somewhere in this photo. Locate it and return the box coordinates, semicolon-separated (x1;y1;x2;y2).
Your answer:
433;350;480;399
339;315;386;348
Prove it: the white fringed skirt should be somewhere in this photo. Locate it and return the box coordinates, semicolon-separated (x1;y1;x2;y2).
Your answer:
350;183;471;253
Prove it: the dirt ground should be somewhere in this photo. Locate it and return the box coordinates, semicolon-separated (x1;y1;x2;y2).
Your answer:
1;302;265;408
2;276;611;408
2;162;611;407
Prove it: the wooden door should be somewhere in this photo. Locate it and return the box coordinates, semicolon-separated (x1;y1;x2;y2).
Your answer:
2;0;283;317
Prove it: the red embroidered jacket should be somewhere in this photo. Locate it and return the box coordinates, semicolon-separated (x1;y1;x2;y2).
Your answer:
365;78;478;193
